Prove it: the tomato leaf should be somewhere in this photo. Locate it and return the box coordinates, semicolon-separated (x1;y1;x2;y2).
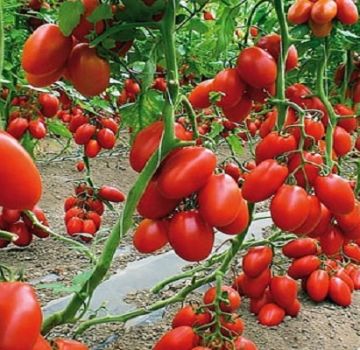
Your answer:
47;120;72;139
21;132;37;158
226;134;243;156
87;4;113;24
207;121;224;139
58;0;84;37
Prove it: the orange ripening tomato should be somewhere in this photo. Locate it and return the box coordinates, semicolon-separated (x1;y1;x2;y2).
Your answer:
309;19;333;37
288;0;314;24
22;24;73;76
188;79;214;109
0;132;42;209
335;0;359;25
25;67;63;88
67;43;110;97
311;0;338;24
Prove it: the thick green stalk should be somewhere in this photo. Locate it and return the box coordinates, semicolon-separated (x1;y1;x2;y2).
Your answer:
42;0;181;334
0;230;17;242
273;0;291;130
0;0;3;85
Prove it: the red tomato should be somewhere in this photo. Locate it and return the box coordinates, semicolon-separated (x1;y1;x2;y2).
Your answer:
333;126;352;157
308;203;332;238
328;276;352;307
22;24;73;75
32;336;51;350
335;201;360;232
288;255;321;279
217;195;249;235
255;131;297;164
250;26;259;37
242;159;289;203
72;0;105;42
306;269;330;302
311;0;338;24
222;94;252;123
233;337;258;350
243;246;273;278
129;121;190;172
54;339;89;350
153;326;199;350
224;162;242;181
236;47;277;89
0;132;42;209
137;178;180;219
85;139;101;158
288;0;314;24
7;117;29;140
242;268;272;299
133;219;168;254
26;67;63;87
203;285;241;312
350;269;360;290
212;68;245;108
293;195;322;235
67;43;110;97
220;314;244;337
38;93;59;117
335;104;357;132
287;152;323;187
285;298;301;317
282;238;318;259
98;186;125;203
270;275;298;308
29;119;46;139
23;206;49;238
335;0;358;24
335;268;355;291
314;174;355;215
0;282;42;350
320;226;344;256
168;210;214;261
309;19;333;38
172;306;211;328
343;243;360;263
250;289;273;314
270;185;310;232
258;303;285;326
97;128;116;149
2;208;21;224
66;217;84;235
198;174;242;226
188;79;214;109
74;124;97;145
158;147;217;199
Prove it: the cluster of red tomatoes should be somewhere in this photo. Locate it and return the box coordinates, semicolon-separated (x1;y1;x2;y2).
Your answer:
0;281;88;350
117;79;141;105
233;246;300;327
64;184;125;241
6;92;59;140
282;237;360;307
189;33;298;124
153;286;257;350
131;121;250;261
0;206;48;248
288;0;358;38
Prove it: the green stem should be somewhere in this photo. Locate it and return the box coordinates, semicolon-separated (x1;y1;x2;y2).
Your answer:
0;230;17;242
315;42;337;171
181;95;199;139
0;0;3;86
273;0;291;130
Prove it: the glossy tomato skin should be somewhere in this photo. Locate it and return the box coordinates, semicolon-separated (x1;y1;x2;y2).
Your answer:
237;47;277;89
270;276;297;309
333;126;352;157
54;339;89;350
222;94;252;123
335;104;357;132
67;43;110;97
314;174;355;215
243;246;273;278
133;219;168;254
336;0;359;24
311;0;338;24
22;24;73;75
282;238;318;259
198;174;242;227
0;132;42;209
306;269;330;302
0;282;42;350
242;159;289;203
270;185;310;232
212;68;245;108
328;276;352;307
158;147;217;199
98;186;125;202
129;121;190;172
189;79;214;109
288;0;313;24
172;306;211;328
26;67;63;87
335;201;360;232
32;336;51;350
168;210;214;261
319;225;344;256
203;286;241;312
153;326;199;350
288;255;321;279
258;303;285;326
242;268;272;299
308;203;332;238
217;194;249;235
233;337;258;350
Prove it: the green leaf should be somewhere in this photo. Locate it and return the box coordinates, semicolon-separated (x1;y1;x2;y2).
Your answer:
188;18;209;34
207;122;224;139
226;134;243;156
58;1;84;37
47;120;72;139
21;132;37;158
87;4;113;24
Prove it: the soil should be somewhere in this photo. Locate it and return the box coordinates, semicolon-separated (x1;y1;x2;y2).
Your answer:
0;142;359;350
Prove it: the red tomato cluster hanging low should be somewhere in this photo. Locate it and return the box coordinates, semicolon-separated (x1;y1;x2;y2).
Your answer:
288;0;359;38
64;183;125;241
153;285;258;349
